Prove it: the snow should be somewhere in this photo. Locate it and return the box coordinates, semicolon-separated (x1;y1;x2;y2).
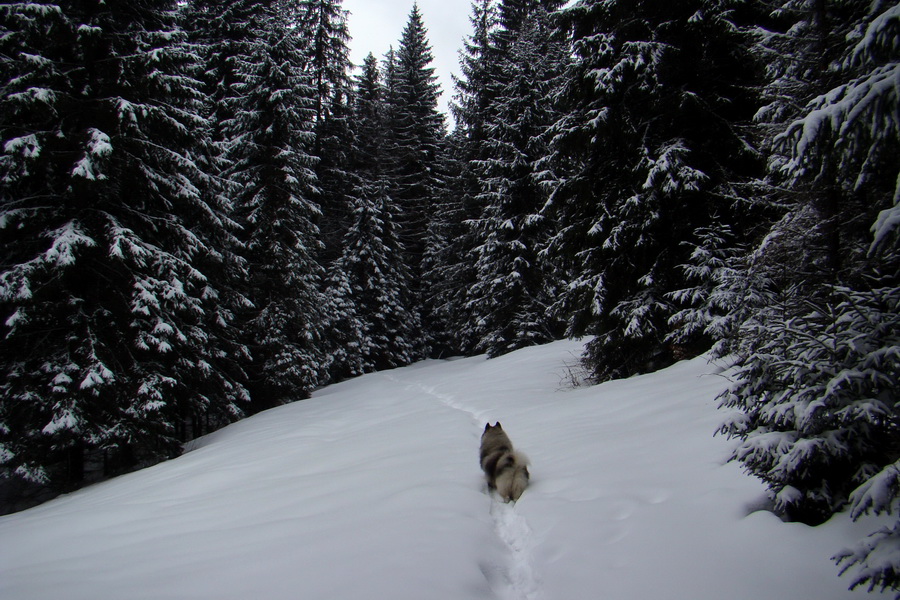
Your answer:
43;221;96;268
15;3;62;17
872;199;899;253
850;461;900;519
3;134;41;158
849;5;900;68
71;128;112;181
78;363;114;391
41;410;79;435
4;308;25;329
0;339;890;600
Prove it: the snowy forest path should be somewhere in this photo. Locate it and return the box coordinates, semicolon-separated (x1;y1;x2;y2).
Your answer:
383;371;543;600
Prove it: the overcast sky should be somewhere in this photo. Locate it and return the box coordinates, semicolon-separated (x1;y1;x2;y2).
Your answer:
342;0;472;122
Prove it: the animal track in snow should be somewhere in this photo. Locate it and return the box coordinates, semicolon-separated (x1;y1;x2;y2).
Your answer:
392;375;543;600
489;496;542;600
414;381;491;425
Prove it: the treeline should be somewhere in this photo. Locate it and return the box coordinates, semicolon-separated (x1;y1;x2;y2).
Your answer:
2;0;899;592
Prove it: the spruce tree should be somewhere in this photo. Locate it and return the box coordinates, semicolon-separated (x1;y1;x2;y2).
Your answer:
715;2;900;591
176;0;254;428
297;0;353;263
316;86;355;263
422;128;474;355
388;4;446;277
665;225;771;360
295;0;351;125
424;0;499;355
182;0;257;145
329;189;421;372
453;0;500;147
464;5;567;357
324;53;421;375
718;280;900;525
221;0;326;408
544;0;766;380
179;0;255;310
0;0;247;495
773;0;900;259
352;51;422;370
719;0;900;511
320;264;367;380
752;0;875;283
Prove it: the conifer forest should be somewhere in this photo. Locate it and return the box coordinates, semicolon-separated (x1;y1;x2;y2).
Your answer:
1;0;899;593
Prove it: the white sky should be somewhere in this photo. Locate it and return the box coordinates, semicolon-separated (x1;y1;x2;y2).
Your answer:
342;0;472;122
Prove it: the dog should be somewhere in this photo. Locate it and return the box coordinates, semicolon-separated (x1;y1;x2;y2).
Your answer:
480;422;530;503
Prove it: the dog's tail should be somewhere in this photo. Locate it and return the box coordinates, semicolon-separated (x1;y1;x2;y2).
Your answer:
498;451;530;503
509;451;530;502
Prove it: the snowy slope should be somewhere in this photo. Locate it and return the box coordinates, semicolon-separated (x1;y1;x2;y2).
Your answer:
0;339;889;600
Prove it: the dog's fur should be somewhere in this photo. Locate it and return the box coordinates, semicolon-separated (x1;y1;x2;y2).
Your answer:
480;422;529;503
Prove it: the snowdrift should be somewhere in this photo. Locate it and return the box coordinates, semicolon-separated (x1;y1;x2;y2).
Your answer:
0;339;888;599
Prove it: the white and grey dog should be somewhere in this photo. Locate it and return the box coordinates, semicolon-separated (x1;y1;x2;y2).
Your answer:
480;422;530;502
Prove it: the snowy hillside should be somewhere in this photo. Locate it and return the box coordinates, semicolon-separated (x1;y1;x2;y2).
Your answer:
0;339;889;600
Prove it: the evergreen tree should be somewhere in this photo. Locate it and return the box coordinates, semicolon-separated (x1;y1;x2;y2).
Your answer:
425;0;499;355
324;53;421;375
774;0;900;259
752;0;876;283
422;128;475;355
718;280;900;524
388;4;446;277
464;5;567;357
381;45;401;169
328;189;421;373
351;51;422;370
179;0;256;330
320;263;367;379
182;0;257;145
295;0;351;125
426;0;500;353
176;0;254;426
0;0;247;496
544;0;765;380
315;86;355;263
453;0;500;147
719;0;900;506
222;0;326;408
494;0;562;47
296;0;353;263
352;54;387;184
665;225;771;360
669;0;886;362
715;1;900;591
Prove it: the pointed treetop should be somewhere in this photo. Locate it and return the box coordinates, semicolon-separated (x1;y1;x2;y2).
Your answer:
400;2;435;66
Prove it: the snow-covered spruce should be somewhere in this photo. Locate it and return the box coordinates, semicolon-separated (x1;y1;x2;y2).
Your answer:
465;3;567;358
219;0;327;407
718;282;900;525
1;0;247;493
541;0;766;382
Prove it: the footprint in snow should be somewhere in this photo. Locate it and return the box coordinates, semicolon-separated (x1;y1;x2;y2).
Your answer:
488;495;542;600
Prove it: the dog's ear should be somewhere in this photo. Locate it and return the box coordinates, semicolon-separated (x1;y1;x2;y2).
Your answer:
495;422;502;429
484;422;492;432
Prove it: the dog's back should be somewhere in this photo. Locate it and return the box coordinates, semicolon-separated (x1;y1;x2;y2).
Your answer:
480;422;530;502
480;423;513;476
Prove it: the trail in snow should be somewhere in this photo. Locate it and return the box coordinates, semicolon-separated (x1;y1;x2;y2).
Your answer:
389;375;543;600
2;341;888;600
489;498;541;600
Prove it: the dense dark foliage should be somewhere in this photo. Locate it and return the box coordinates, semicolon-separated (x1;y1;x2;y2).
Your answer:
1;0;248;498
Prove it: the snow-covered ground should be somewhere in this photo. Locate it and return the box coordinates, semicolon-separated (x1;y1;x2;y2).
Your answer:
0;339;889;599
